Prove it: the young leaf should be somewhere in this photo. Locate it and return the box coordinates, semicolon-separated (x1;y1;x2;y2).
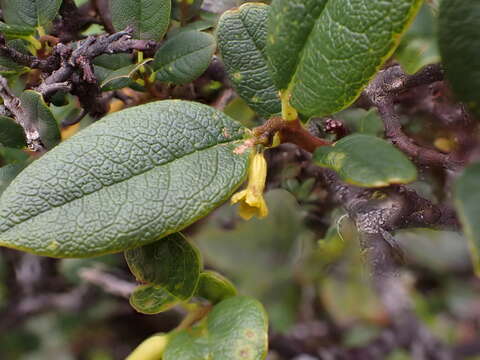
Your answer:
164;296;268;360
20;90;61;150
0;101;249;258
195;270;237;304
0;0;62;28
98;59;152;91
153;31;216;85
125;232;202;300
217;3;281;118
267;0;422;118
439;0;480;117
454;163;480;275
313;134;417;187
130;284;181;314
111;0;171;41
0;116;26;148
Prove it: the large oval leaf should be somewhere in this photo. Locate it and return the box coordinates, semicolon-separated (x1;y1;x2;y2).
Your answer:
0;100;249;258
454;163;480;275
314;134;417;187
0;0;62;27
268;0;421;118
439;0;480;117
154;31;216;85
217;3;281;118
111;0;171;41
125;232;202;300
164;296;268;360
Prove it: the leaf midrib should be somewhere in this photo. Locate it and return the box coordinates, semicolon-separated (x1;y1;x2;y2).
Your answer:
0;136;242;233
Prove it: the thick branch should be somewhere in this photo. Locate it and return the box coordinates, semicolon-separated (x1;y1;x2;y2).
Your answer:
363;64;464;170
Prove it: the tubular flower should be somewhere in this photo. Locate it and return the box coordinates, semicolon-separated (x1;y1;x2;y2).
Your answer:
231;151;269;220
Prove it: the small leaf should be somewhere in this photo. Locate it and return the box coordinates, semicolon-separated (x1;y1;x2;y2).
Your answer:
98;59;152;91
195;270;237;304
0;163;27;195
0;147;29;164
313;134;417;187
454;163;480;275
111;0;171;41
130;284;181;314
0;21;35;37
439;0;480;116
217;3;281;118
0;116;26;148
164;296;268;360
19;90;61;150
0;100;249;257
267;0;422;117
154;31;215;85
167;19;215;38
125;232;202;300
0;0;62;27
93;53;133;70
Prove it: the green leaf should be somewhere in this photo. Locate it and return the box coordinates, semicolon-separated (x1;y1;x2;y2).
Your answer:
171;0;203;22
164;296;268;360
313;134;417;187
0;0;62;27
217;3;281;118
0;116;26;148
125;232;202;300
167;19;215;38
0;163;26;195
195;270;237;304
267;0;422;117
0;100;249;258
0;146;29;164
266;0;328;91
111;0;171;41
130;284;181;314
97;59;152;91
93;53;133;70
454;163;480;275
439;0;480;116
0;21;35;37
19;90;61;150
154;31;216;85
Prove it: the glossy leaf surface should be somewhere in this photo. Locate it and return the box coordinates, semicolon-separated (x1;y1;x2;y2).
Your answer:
314;134;417;187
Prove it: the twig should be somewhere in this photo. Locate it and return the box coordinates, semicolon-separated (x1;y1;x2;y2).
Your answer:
0;76;44;152
79;267;136;299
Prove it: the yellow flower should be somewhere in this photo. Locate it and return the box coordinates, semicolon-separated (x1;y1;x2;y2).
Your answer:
231;151;269;220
